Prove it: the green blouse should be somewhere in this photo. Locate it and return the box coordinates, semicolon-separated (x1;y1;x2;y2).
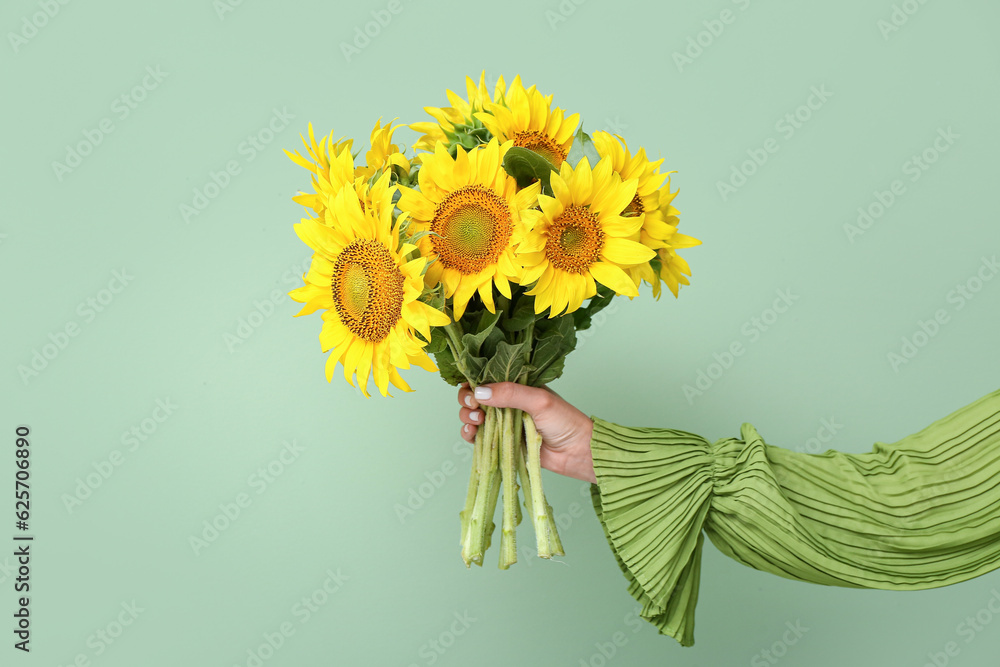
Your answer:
587;387;1000;647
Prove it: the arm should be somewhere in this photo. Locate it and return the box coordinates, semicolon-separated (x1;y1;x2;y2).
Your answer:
589;387;1000;646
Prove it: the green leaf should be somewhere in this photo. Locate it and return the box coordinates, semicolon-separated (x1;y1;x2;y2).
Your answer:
425;326;449;355
480;326;506;360
460;348;487;381
433;346;465;386
532;355;566;385
503;295;536;332
527;315;577;385
573;283;615;331
526;335;562;385
482;341;527;383
565;126;601;169
461;310;501;358
475;308;502;335
502;147;558;190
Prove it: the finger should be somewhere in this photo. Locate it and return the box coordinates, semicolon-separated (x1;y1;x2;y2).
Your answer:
459;407;484;426
461;423;477;443
471;381;555;416
458;384;478;409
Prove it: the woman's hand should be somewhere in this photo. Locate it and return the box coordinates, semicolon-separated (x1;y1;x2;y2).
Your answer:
457;382;597;484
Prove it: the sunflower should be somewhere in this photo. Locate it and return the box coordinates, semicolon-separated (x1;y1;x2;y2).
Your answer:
646;185;701;298
474;75;579;167
591;130;671;228
409;71;507;153
289;172;450;397
590;131;701;298
395;138;541;320
285;119;410;218
516;156;655;317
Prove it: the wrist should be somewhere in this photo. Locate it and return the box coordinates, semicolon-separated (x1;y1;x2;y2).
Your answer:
557;417;597;484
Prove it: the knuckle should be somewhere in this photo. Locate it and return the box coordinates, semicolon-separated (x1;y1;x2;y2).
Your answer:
535;390;554;411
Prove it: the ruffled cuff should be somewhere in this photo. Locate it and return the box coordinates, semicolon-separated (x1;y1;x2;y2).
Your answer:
588;416;717;647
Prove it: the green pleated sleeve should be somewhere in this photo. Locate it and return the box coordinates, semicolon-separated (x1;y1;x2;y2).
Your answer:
588;387;1000;647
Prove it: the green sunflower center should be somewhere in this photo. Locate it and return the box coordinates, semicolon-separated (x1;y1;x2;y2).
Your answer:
331;239;404;343
431;184;512;275
622;194;644;217
341;264;370;318
545;204;605;274
512;130;566;165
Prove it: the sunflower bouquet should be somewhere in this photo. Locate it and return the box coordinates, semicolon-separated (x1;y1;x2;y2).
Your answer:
286;73;700;568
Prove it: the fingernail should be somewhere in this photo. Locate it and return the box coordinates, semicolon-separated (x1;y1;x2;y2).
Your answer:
474;386;492;400
463;424;469;434
470;410;481;423
464;394;472;407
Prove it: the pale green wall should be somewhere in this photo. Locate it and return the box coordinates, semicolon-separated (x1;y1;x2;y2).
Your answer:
3;0;999;664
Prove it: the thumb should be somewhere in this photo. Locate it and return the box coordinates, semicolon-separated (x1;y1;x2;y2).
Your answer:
473;382;553;417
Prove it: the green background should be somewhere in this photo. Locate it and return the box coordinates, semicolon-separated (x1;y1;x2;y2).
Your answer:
3;0;1000;664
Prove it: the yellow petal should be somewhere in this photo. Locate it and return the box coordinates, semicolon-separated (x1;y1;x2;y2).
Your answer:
571;157;593;205
590;262;638;296
601;237;656;266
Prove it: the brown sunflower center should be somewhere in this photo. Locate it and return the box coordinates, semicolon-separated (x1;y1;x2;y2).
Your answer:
545;204;605;274
430;184;512;274
331;239;404;343
512;130;566;165
622;194;644;217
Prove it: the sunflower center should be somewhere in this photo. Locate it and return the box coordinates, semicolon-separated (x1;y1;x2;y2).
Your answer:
341;264;370;319
512;130;566;165
545;204;605;274
622;194;644;217
430;184;512;274
331;239;404;343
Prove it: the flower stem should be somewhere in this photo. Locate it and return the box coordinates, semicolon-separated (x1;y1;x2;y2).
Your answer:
498;407;518;569
544;500;565;557
459;418;484;566
511;409;524;529
464;406;499;566
523;413;553;558
515;409;534;522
